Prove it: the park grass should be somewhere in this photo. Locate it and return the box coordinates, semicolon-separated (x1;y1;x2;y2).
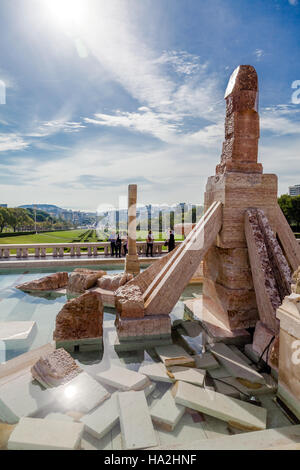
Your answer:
0;229;183;256
0;229;87;245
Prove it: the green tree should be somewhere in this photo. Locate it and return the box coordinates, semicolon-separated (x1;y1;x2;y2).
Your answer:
290;196;300;232
278;194;293;225
0;207;9;232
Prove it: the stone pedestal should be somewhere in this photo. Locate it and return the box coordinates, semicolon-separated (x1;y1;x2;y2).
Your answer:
125;254;140;276
202;65;278;331
276;294;300;420
125;184;140;276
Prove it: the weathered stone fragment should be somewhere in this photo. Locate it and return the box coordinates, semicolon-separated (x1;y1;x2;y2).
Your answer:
67;269;106;294
245;208;292;333
31;348;82;388
115;284;144;318
115;314;171;339
53;291;103;342
16;272;68;292
98;273;133;291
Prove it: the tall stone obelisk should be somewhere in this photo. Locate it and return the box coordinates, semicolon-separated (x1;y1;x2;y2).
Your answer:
203;65;278;331
125;184;140;275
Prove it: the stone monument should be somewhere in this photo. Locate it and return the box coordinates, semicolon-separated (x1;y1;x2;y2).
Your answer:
203;65;283;332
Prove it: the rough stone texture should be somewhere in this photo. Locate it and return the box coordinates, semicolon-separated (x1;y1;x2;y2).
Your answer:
216;66;261;176
115;314;171;339
16;272;68;292
31;348;82;388
67;269;106;294
245;208;291;333
256;209;292;299
115;284;144;319
53;291;103;341
97;273;133;291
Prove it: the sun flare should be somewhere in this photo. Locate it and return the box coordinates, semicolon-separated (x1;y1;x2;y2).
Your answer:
44;0;86;30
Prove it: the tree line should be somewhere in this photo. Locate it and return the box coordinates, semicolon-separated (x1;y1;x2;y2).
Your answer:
0;207;75;233
278;194;300;232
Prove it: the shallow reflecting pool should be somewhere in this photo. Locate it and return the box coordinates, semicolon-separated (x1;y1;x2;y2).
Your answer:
0;267;291;450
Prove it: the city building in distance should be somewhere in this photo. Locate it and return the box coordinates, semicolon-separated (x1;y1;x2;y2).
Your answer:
289;184;300;196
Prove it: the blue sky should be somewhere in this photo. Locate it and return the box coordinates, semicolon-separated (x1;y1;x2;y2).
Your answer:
0;0;300;211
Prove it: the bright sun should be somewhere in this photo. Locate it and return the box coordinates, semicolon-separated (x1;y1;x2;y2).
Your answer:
44;0;86;30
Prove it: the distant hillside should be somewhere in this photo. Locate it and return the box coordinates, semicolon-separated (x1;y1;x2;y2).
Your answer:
19;204;63;212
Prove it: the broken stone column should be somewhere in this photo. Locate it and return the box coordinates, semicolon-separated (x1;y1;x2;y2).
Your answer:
202;65;279;332
276;290;300;420
125;184;140;276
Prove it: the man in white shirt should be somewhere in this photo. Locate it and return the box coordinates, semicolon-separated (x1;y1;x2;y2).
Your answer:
146;230;154;257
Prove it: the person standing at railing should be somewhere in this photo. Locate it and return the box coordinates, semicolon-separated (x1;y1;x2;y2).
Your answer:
108;232;117;257
122;231;128;257
116;233;122;258
146;230;154;257
168;228;175;253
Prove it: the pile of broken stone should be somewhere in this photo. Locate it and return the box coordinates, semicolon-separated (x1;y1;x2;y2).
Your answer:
15;269;134;349
1;337;276;450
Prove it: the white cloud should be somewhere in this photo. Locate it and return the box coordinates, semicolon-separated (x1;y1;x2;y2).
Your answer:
288;0;298;6
84;109;181;143
261;105;300;135
28;119;86;138
155;50;205;76
254;49;264;60
0;134;29;152
78;0;223;134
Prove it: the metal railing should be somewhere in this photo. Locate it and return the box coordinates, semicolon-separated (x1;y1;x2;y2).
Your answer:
0;241;182;260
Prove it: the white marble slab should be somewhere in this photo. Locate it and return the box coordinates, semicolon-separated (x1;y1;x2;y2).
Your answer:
119;391;157;450
54;372;110;413
138;362;173;383
174;380;267;431
97;366;149;391
150;389;185;431
8;417;84;450
0;321;36;350
168;366;206;387
155;344;195;367
0;371;55;424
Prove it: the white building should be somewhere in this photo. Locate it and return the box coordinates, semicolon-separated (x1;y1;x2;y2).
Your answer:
289;185;300;197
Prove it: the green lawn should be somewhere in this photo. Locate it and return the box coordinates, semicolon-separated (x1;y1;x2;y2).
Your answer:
0;229;88;245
